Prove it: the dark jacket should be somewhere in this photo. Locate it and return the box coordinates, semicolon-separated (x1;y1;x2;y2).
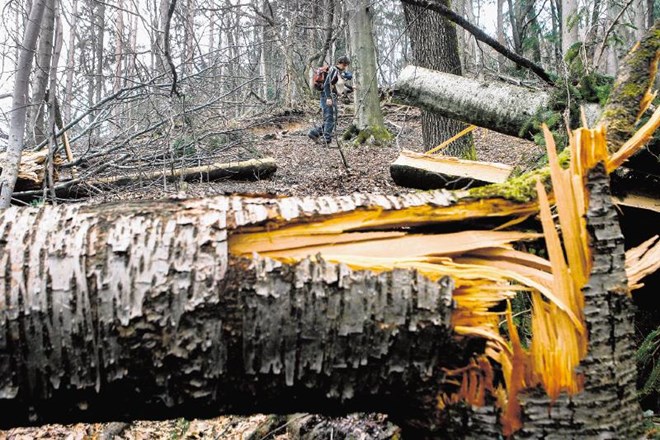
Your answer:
322;65;340;99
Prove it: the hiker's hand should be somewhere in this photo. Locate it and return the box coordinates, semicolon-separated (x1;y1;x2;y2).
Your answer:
326;98;333;106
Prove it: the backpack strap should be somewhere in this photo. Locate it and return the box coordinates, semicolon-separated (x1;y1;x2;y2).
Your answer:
323;66;339;96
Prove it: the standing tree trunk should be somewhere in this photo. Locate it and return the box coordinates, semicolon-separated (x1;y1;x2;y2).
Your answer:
562;0;579;56
182;0;195;76
26;0;56;148
402;0;474;158
0;0;48;209
497;0;506;69
63;0;78;123
506;0;523;55
113;0;124;95
634;0;648;41
94;0;105;107
346;0;390;142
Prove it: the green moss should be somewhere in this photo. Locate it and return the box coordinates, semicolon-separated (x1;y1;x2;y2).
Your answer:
350;124;393;146
519;42;614;148
468;167;552;203
468;146;572;203
600;25;660;151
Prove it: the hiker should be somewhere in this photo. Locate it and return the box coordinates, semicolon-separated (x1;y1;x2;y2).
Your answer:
308;56;352;145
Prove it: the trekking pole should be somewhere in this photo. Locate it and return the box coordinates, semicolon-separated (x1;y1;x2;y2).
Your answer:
335;138;350;171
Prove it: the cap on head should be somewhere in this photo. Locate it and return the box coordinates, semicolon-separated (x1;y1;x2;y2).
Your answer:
337;56;351;65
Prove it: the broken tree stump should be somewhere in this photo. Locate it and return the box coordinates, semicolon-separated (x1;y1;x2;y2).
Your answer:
390;150;513;190
0;150;63;191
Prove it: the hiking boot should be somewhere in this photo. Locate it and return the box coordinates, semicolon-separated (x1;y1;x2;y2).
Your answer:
307;133;321;144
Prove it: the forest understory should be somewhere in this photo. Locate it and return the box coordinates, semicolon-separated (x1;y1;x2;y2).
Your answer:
77;106;544;202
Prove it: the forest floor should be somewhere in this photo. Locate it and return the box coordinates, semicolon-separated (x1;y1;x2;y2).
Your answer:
1;106;545;440
83;105;544;203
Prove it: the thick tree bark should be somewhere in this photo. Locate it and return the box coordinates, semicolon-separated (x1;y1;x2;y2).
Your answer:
430;164;645;439
0;192;490;430
0;168;648;437
521;164;643;437
393;65;550;139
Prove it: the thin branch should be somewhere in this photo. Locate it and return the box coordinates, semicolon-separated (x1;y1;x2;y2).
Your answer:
593;0;637;69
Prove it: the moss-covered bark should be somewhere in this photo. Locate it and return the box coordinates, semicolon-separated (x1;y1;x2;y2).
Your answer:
599;22;660;152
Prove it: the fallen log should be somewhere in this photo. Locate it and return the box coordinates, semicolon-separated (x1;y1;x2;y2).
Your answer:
0;126;657;437
0;189;523;432
393;65;550;139
11;157;277;200
393;24;660;206
390;150;513;190
91;157;277;186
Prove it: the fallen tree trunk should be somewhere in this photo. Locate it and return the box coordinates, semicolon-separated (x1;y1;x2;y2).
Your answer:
91;157;277;186
0;191;492;431
0;160;652;437
390;150;513;190
393;65;550;139
11;157;277;200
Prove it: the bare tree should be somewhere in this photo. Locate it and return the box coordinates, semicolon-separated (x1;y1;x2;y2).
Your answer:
0;0;48;209
63;0;79;123
27;0;56;148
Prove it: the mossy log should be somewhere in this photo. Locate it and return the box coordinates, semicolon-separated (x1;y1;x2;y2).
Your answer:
599;21;660;153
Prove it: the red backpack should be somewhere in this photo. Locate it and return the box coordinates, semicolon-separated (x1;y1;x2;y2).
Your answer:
311;65;330;91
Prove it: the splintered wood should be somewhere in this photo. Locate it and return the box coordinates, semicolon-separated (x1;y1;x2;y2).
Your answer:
229;117;660;435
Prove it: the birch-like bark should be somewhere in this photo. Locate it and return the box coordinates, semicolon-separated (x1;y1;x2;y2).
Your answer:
0;195;458;431
394;65;550;138
0;0;48;208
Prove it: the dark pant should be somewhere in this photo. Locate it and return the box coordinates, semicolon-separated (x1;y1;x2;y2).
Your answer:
309;95;337;143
